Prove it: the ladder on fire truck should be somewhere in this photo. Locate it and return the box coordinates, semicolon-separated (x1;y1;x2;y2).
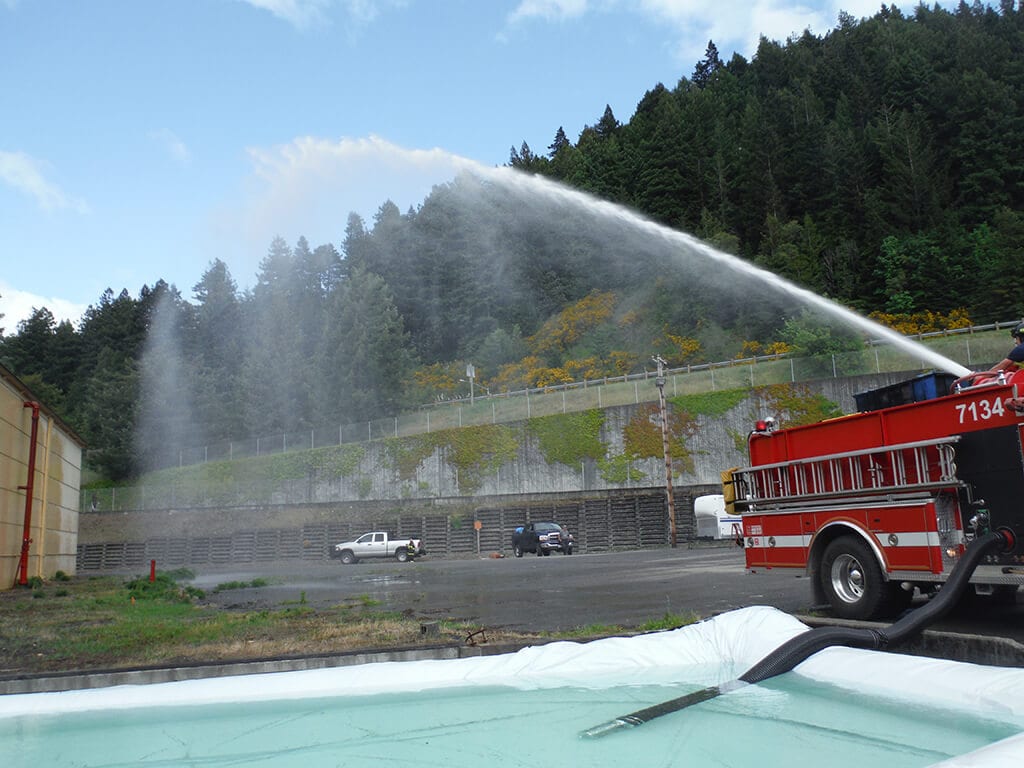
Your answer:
729;436;963;511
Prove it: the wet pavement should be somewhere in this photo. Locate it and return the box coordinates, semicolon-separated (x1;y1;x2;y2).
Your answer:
189;545;1024;649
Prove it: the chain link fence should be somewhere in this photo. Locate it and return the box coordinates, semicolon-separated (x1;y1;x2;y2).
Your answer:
84;324;1014;512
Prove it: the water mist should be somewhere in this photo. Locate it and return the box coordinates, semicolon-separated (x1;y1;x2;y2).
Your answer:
444;156;971;378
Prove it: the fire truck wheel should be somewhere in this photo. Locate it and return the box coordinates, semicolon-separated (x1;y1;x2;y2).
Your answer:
820;536;888;620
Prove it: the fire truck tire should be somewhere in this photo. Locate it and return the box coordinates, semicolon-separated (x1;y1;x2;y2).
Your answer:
820;536;889;620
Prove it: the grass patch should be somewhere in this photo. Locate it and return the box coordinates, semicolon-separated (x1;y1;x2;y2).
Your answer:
0;574;702;677
0;573;531;675
634;611;699;633
214;578;269;592
548;623;625;639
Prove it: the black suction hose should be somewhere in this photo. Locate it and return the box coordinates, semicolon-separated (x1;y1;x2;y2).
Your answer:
882;530;1008;645
582;530;1009;738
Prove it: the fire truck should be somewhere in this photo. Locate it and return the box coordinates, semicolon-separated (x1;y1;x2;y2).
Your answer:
722;370;1024;621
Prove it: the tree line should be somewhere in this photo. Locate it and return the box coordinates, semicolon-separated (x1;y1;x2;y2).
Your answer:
1;1;1021;481
513;1;1024;320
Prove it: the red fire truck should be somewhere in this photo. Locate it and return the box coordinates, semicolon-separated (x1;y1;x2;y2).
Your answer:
722;370;1024;621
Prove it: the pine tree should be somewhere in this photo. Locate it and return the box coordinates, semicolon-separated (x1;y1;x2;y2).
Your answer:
322;268;417;420
548;127;570;157
692;40;723;88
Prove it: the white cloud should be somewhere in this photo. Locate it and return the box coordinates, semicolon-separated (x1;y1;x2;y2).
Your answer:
210;135;476;280
0;282;87;333
343;0;407;24
235;0;332;28
0;150;89;214
626;1;831;63
505;1;927;68
507;0;589;24
235;0;406;29
149;129;192;164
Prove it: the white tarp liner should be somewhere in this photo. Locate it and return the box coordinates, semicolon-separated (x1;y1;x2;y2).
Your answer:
1;606;1022;766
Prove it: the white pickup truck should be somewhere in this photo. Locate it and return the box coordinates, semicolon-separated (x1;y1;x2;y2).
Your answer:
330;531;425;564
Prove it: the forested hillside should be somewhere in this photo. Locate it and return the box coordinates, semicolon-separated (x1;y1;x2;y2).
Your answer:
2;2;1022;481
512;2;1024;319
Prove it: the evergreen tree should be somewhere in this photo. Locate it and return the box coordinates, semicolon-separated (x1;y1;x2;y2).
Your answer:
626;84;688;225
322;268;417;420
80;348;138;479
594;105;620;138
191;259;245;442
240;237;313;434
1;307;58;379
548;127;570;157
692;40;723;88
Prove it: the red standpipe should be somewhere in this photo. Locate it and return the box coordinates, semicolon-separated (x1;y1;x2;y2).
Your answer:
17;402;41;587
150;559;156;582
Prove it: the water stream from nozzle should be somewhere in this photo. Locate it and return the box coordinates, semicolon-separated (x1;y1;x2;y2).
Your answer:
446;159;971;378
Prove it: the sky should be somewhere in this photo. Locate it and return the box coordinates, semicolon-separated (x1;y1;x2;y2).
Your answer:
0;0;961;332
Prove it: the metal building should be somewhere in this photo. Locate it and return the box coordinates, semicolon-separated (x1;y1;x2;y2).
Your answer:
1;363;84;588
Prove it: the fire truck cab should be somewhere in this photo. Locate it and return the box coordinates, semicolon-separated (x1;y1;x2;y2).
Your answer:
723;370;1024;620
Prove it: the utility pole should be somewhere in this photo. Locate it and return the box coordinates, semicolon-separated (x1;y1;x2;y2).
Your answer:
653;356;677;548
466;364;476;405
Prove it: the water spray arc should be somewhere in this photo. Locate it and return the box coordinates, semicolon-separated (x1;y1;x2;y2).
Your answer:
138;139;977;480
450;159;971;379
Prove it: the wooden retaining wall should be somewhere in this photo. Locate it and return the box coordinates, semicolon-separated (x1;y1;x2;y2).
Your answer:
76;485;718;571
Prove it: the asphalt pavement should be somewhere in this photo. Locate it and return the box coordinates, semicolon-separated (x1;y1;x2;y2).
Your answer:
192;545;1024;652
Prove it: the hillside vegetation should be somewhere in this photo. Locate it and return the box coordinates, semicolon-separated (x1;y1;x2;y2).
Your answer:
1;3;1021;482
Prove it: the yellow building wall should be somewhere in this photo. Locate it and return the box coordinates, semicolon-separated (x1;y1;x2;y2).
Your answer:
0;374;82;588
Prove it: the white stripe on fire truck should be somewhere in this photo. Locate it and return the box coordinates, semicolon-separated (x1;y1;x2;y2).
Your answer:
746;532;940;548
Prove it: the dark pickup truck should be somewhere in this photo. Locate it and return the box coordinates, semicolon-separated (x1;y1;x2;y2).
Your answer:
511;522;573;557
